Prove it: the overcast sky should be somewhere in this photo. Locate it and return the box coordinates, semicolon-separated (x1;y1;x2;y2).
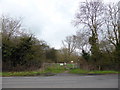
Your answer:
0;0;119;49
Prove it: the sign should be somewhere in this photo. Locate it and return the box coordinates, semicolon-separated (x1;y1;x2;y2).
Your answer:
60;63;63;66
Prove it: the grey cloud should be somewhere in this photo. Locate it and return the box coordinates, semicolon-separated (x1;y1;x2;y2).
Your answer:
0;0;82;49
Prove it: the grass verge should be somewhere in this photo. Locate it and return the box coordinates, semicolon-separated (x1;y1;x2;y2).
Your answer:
69;69;119;74
1;66;66;77
1;71;44;77
1;68;119;76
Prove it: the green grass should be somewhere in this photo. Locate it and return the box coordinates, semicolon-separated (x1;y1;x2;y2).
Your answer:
69;69;119;74
44;66;66;73
69;69;89;74
88;70;119;74
1;65;66;77
1;71;44;77
1;63;74;76
1;64;119;76
66;64;73;68
0;72;2;76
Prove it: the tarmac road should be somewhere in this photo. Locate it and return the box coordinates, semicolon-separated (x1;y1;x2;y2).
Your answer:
2;74;118;88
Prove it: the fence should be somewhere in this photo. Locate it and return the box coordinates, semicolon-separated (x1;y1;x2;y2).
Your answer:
41;63;79;70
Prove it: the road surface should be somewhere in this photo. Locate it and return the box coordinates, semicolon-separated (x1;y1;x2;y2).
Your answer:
2;74;118;88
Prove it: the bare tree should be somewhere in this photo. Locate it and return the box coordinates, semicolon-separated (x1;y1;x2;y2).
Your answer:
74;0;105;40
1;15;22;40
119;1;120;45
104;2;120;49
104;2;120;68
74;0;106;70
62;35;77;55
75;30;90;53
74;0;105;54
62;35;77;62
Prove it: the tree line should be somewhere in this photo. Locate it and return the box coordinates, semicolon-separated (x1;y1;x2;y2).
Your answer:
61;0;120;70
1;0;120;71
1;16;58;71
